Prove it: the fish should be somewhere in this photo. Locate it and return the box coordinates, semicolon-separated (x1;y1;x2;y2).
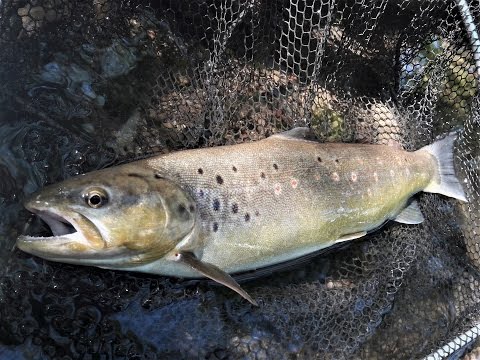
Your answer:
17;127;467;305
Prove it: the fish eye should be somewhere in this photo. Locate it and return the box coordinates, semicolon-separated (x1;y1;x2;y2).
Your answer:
84;188;108;208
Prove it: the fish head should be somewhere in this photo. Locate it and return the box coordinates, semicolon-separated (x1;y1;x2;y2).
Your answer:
17;164;197;268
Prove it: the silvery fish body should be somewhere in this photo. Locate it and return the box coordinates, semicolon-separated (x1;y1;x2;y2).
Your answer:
17;128;467;304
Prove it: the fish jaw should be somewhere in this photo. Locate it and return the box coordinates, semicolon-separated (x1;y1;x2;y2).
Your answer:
17;199;106;261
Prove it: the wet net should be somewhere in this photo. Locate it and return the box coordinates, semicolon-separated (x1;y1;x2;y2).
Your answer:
0;0;479;359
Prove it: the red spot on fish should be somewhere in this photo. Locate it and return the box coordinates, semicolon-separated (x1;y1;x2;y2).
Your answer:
274;183;282;195
290;179;298;188
315;174;321;180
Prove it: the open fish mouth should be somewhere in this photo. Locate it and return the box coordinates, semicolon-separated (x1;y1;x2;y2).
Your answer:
30;210;78;239
18;209;86;244
16;206;105;259
16;202;141;266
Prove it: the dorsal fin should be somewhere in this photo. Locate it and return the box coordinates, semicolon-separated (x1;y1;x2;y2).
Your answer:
267;127;317;141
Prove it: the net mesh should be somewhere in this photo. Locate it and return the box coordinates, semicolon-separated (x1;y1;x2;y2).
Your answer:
0;0;479;359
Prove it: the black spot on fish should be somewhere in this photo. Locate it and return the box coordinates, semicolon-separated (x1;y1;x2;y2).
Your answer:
189;205;195;212
335;159;339;163
232;166;237;172
244;213;250;222
213;222;219;232
216;175;224;185
255;211;259;216
177;204;188;217
213;199;220;211
232;203;238;213
154;173;164;179
198;190;204;197
317;157;322;163
260;172;266;179
273;163;278;170
198;168;204;175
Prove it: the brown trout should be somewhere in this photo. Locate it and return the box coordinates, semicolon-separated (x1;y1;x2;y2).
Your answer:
17;128;467;305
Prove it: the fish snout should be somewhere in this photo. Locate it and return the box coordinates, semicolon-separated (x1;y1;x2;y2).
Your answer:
23;183;72;212
23;192;47;213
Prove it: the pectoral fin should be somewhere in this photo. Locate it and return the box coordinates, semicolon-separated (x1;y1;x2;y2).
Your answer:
335;231;367;243
175;251;258;306
394;200;424;224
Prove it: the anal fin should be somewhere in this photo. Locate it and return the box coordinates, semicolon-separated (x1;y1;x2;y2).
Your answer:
336;231;367;243
176;251;258;306
393;200;424;224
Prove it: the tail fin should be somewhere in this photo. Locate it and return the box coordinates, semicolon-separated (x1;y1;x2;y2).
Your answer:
420;132;467;202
